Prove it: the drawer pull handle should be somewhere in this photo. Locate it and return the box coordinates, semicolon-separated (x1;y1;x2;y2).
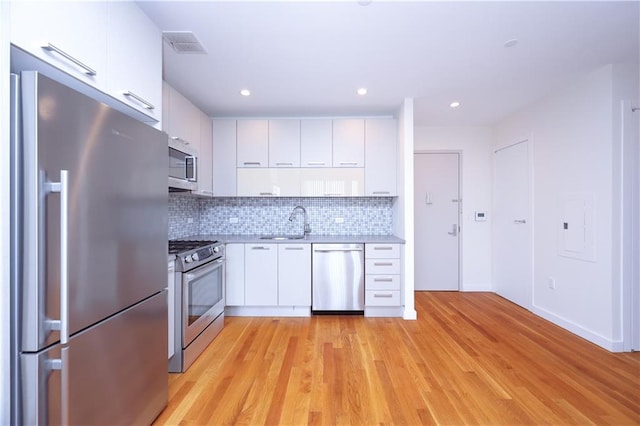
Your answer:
373;278;393;282
251;246;270;250
285;247;304;251
243;162;261;166
42;43;97;76
373;191;390;195
124;91;155;110
307;162;325;166
275;162;293;166
374;293;393;298
374;262;393;266
339;162;358;166
373;246;392;250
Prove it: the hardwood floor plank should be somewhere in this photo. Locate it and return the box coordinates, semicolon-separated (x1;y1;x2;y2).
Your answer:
154;292;640;425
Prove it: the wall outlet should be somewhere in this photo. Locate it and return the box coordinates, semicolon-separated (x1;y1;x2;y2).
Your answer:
187;218;194;224
334;217;345;224
229;217;239;224
548;277;556;290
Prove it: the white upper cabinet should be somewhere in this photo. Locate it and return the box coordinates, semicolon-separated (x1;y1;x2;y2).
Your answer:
11;1;108;90
212;119;237;196
194;112;213;197
300;168;364;197
166;84;200;146
237;169;301;197
301;119;332;167
106;1;162;121
365;118;397;196
269;120;300;167
237;120;269;167
333;119;364;167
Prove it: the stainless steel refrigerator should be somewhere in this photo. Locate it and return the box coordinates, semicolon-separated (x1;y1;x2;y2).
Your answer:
10;71;168;425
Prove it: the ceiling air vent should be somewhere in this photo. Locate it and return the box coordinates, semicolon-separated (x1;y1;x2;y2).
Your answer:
162;31;207;54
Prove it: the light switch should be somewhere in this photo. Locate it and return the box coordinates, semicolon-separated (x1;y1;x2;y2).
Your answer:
475;211;487;222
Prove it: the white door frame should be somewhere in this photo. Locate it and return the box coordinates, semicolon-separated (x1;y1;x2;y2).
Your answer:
414;149;463;290
493;136;534;309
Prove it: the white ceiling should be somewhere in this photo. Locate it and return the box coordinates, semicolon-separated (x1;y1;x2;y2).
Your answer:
138;1;639;127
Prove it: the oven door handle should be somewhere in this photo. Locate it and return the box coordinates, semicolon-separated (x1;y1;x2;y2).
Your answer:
185;258;224;282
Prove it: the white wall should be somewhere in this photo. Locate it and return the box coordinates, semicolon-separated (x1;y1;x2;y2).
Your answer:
493;64;639;351
413;126;493;291
394;98;417;320
1;1;11;423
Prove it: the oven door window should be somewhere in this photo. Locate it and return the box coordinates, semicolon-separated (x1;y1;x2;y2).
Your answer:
186;261;223;327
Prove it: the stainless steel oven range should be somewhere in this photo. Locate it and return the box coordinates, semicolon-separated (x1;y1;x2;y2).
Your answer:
168;240;225;372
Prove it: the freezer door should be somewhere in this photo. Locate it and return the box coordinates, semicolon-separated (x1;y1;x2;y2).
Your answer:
21;291;168;425
20;72;168;352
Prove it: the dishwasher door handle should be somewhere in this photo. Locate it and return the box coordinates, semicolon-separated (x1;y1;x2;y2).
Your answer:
314;249;363;253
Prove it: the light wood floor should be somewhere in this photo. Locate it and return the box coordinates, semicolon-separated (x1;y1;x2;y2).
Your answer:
154;292;640;425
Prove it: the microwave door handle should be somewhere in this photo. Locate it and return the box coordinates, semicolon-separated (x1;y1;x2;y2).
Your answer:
186;156;197;182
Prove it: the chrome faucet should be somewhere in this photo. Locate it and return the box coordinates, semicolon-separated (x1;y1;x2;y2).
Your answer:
289;205;311;238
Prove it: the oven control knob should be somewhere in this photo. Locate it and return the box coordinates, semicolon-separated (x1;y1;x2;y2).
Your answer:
184;255;192;263
213;246;220;253
192;252;199;261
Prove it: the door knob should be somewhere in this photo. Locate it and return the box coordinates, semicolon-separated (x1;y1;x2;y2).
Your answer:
447;224;458;236
514;219;527;224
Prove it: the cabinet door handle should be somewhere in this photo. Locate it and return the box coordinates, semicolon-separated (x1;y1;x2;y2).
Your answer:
42;43;97;76
285;247;305;251
339;162;358;166
171;136;190;145
373;277;393;282
123;91;155;110
251;246;270;250
275;162;293;166
373;191;390;195
374;262;393;266
259;192;275;196
307;162;325;166
373;246;392;250
373;293;393;298
323;193;341;196
243;162;261;166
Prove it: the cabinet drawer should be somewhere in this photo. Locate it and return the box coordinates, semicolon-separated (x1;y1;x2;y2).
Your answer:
365;290;400;306
365;244;399;259
365;275;400;291
365;259;400;275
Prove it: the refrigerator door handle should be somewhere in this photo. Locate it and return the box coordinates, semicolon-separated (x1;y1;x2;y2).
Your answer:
45;170;69;344
46;346;70;425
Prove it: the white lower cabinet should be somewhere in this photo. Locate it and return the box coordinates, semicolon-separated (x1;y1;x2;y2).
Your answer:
225;244;245;306
278;244;311;306
225;243;311;315
244;244;278;306
365;244;401;315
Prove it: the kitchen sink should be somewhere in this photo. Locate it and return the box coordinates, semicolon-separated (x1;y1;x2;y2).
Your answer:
259;235;306;240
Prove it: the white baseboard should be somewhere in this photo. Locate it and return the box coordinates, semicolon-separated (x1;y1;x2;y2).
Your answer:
225;306;311;317
461;282;492;292
531;305;624;352
403;307;417;320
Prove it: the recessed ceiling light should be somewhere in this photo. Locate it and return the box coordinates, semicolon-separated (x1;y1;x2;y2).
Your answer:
449;101;461;108
504;39;519;48
357;88;368;96
240;89;251;97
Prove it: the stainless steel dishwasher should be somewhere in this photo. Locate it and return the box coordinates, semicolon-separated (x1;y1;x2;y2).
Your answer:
312;243;365;313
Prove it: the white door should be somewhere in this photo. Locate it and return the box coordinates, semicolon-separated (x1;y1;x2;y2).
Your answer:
414;153;460;291
494;140;531;308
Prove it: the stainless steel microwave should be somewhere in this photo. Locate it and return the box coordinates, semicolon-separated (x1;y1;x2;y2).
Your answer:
168;137;198;191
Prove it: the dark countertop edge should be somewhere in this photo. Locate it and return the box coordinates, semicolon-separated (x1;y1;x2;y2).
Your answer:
177;234;406;244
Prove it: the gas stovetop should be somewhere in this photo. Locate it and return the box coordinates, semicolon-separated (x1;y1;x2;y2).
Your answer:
168;240;218;255
169;239;224;272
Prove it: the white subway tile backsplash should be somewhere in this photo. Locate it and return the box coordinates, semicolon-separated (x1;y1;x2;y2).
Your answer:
168;194;394;239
